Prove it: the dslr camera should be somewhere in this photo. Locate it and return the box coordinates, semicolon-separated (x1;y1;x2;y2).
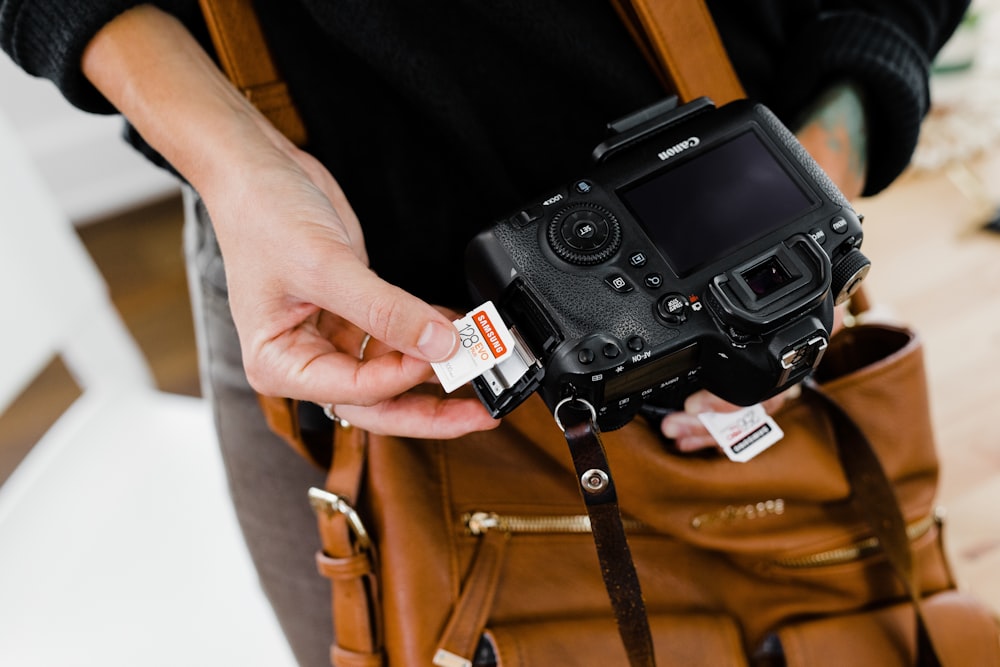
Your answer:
465;97;870;430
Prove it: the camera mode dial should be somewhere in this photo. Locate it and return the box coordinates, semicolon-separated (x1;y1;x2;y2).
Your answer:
548;203;622;265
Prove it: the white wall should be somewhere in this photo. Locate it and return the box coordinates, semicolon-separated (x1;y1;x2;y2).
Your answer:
0;54;179;224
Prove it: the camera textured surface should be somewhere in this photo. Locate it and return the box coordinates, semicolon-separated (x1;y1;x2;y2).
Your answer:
754;104;851;211
494;220;681;348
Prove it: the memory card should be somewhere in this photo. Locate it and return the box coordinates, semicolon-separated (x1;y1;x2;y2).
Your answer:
432;301;515;393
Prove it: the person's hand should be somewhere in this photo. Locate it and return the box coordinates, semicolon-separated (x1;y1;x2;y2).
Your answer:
661;390;797;452
207;141;499;438
660;83;867;451
82;5;498;439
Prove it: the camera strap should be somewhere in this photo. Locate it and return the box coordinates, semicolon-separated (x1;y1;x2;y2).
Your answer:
608;0;746;105
555;398;656;667
198;0;308;146
557;8;742;660
199;0;743;139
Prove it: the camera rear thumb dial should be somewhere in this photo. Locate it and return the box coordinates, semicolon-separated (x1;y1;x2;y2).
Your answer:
831;248;871;305
548;203;622;265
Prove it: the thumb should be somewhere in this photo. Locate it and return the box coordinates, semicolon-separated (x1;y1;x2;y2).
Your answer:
317;264;458;362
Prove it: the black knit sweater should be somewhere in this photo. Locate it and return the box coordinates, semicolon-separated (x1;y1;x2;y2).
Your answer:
0;0;968;306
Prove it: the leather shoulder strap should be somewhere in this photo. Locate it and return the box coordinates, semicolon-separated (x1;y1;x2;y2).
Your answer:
198;0;740;142
198;0;308;145
609;0;745;105
804;381;945;665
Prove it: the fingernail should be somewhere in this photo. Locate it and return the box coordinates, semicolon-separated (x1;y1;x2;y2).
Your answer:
661;419;686;439
417;321;457;361
685;393;711;413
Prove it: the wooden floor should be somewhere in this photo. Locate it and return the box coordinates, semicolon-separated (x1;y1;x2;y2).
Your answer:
1;127;999;619
857;151;1000;613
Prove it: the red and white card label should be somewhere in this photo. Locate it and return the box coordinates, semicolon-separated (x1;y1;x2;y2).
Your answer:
432;301;515;393
697;404;784;463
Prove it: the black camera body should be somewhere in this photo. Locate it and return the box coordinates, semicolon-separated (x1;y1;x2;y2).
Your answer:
465;98;869;430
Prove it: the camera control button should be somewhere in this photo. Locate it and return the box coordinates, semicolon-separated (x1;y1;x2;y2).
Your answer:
548;203;622;265
644;273;663;289
831;216;849;234
578;348;596;364
604;273;633;293
602;343;621;359
564;216;609;250
628;252;648;267
627;336;644;352
513;205;544;228
572;220;604;246
574;180;594;194
808;228;827;245
656;293;689;324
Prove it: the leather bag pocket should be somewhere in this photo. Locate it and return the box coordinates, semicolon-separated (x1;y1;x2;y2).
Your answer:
760;590;1000;667
485;614;749;666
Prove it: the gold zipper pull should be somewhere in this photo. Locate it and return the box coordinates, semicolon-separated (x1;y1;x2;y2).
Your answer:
466;512;500;536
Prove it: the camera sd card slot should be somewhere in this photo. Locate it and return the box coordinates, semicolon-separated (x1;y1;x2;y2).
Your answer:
479;327;539;397
429;299;544;418
500;279;564;357
472;327;544;419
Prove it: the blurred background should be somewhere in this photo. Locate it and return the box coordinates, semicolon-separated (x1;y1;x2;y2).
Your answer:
0;0;998;636
0;51;191;481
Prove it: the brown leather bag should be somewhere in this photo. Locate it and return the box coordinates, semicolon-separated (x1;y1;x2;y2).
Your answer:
301;322;1000;666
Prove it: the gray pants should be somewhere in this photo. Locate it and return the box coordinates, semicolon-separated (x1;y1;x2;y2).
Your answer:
183;188;333;667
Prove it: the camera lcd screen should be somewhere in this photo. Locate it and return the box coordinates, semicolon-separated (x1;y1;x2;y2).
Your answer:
604;343;699;403
619;131;815;277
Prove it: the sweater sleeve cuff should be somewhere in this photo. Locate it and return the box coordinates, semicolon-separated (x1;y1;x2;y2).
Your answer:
773;12;932;196
1;0;199;114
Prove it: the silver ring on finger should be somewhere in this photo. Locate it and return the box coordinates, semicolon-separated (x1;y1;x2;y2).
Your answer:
359;333;373;360
322;403;350;428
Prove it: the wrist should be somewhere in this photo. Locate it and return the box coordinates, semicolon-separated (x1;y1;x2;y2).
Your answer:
80;5;292;202
793;83;869;200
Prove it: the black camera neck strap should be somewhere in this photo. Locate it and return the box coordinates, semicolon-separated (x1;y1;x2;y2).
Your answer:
555;398;657;667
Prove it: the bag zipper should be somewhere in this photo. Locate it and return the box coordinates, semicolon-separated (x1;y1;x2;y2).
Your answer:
771;512;938;568
464;511;648;536
464;510;938;569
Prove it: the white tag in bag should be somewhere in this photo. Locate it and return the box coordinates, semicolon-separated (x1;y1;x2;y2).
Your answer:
698;404;784;462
